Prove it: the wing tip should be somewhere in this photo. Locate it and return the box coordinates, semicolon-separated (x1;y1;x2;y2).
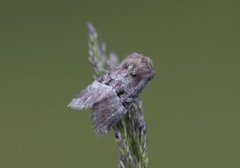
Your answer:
67;99;86;110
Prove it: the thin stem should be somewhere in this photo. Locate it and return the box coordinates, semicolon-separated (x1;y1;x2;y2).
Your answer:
86;22;148;168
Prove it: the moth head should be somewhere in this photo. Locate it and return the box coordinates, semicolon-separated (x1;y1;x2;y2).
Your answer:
124;53;154;81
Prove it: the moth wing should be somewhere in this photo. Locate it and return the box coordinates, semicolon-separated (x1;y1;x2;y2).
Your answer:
91;92;127;136
68;81;113;110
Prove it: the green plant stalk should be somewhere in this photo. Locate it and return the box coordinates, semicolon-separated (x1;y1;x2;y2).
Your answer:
87;22;148;168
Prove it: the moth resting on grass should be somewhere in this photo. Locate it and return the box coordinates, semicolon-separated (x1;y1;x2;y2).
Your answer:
68;53;154;136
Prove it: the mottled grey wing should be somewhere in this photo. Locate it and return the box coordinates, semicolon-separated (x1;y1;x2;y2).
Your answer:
68;81;114;110
91;92;127;136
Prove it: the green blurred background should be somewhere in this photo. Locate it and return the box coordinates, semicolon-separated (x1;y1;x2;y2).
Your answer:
1;0;240;167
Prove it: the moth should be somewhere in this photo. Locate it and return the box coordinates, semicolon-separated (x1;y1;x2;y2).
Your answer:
68;53;154;136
